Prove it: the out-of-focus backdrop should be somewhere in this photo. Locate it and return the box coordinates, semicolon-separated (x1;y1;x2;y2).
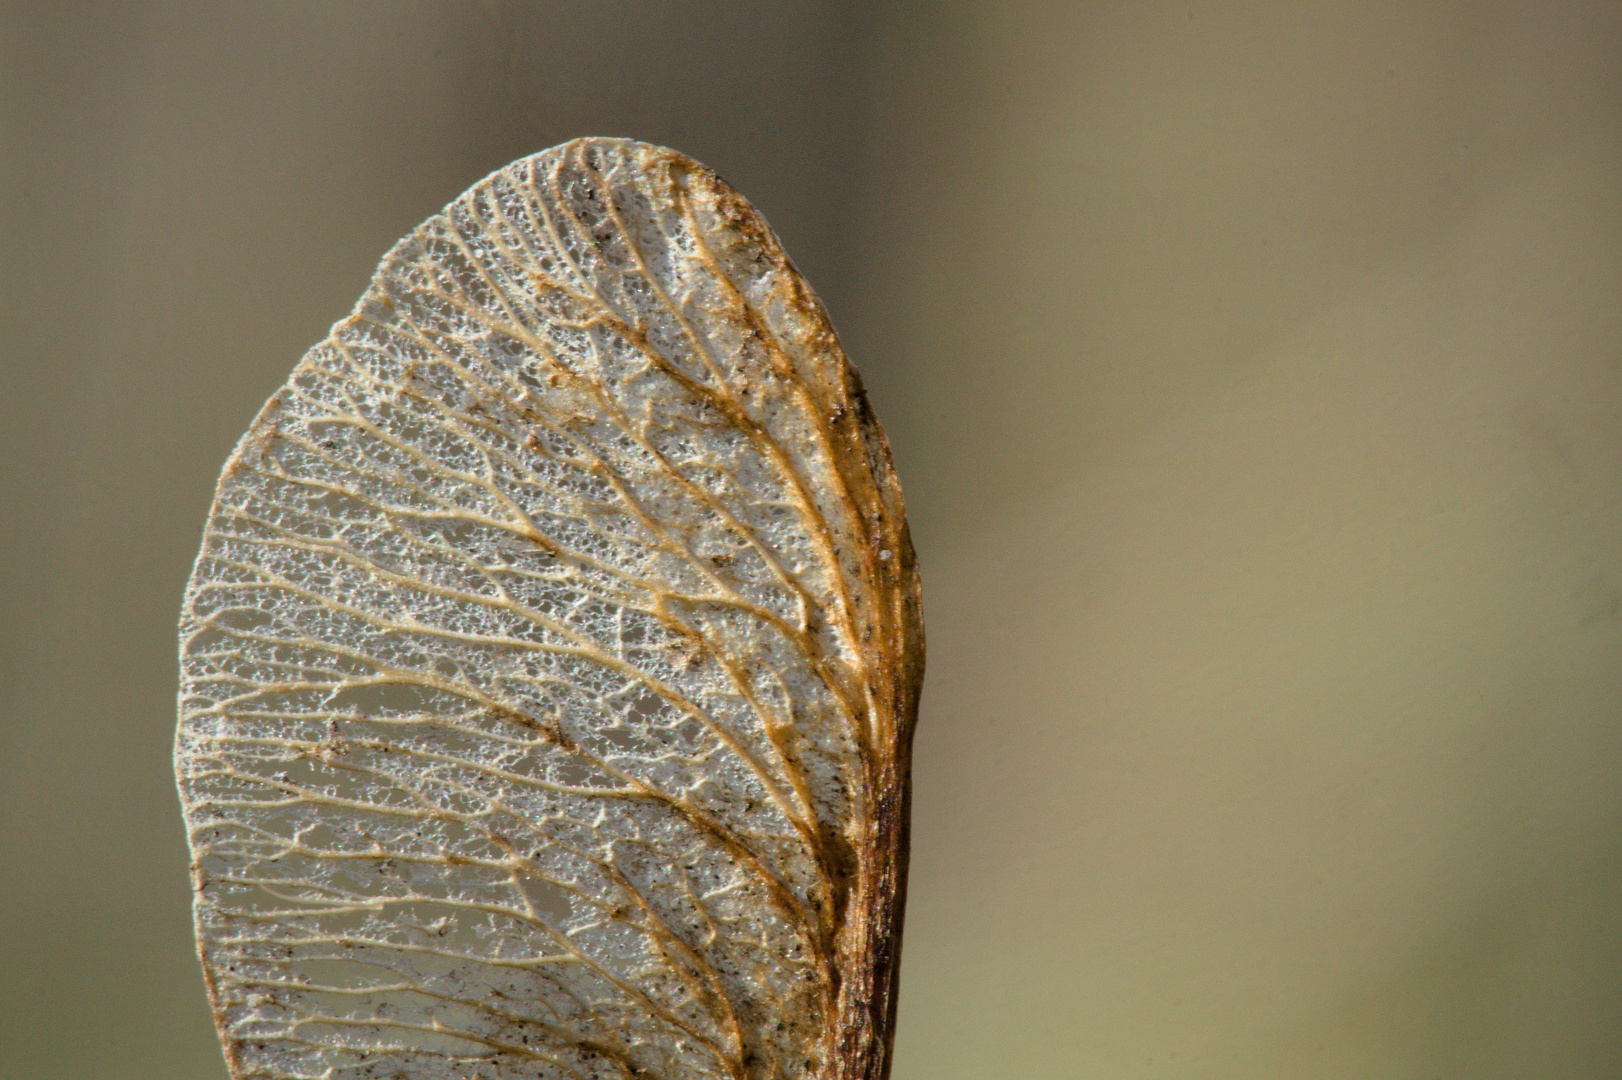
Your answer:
3;3;1619;1077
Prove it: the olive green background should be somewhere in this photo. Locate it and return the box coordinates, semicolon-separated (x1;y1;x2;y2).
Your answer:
3;3;1619;1077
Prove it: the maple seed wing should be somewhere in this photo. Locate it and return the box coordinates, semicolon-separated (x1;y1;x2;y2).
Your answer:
176;138;922;1080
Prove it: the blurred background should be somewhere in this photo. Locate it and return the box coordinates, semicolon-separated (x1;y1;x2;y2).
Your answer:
3;2;1620;1076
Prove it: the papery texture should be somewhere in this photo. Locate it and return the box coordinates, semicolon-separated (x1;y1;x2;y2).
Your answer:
177;138;922;1080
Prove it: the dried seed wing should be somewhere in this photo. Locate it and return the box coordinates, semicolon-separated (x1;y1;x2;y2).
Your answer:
176;138;923;1080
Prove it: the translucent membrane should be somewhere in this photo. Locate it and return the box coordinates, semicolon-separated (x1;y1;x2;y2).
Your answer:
177;138;923;1080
